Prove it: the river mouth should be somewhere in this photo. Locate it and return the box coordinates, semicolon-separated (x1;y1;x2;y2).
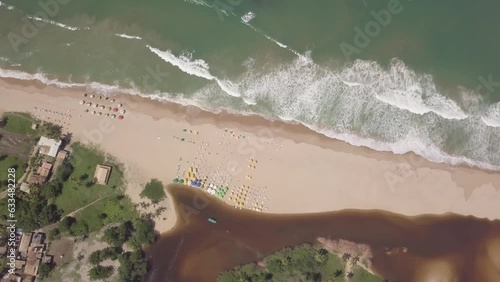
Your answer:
145;185;500;282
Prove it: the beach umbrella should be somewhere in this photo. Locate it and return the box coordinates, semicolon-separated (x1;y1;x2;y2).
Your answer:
105;97;109;100
120;109;126;114
91;111;96;115
113;108;118;112
105;113;109;117
118;103;123;107
79;100;85;105
90;94;95;98
173;178;178;183
98;112;102;116
99;96;103;100
93;104;99;108
83;93;88;97
111;114;116;118
100;105;105;110
87;102;92;106
110;99;115;102
118;115;124;120
107;106;112;111
84;109;89;113
179;179;184;184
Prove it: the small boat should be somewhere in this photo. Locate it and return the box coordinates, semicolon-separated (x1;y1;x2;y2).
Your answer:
208;218;217;224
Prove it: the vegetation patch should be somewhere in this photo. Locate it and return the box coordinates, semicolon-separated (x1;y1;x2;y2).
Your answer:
0;155;26;189
140;178;166;203
54;142;123;215
218;244;382;282
0;112;38;137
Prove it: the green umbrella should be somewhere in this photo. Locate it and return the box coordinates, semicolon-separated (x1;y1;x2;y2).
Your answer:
173;178;178;183
179;179;184;184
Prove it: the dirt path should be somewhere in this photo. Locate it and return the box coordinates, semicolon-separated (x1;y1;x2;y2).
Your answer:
43;196;111;231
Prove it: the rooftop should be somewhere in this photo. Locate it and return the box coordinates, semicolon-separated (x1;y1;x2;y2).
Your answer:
37;162;53;177
18;232;33;258
37;137;61;158
94;164;112;185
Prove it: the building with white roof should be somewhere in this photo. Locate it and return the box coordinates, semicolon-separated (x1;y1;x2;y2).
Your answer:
37;137;61;158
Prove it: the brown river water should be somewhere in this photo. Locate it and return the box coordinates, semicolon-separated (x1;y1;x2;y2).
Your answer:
145;185;500;282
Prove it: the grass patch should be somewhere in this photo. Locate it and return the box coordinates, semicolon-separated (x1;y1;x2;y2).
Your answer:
0;155;26;186
1;112;38;137
140;179;166;202
54;142;124;215
74;195;138;233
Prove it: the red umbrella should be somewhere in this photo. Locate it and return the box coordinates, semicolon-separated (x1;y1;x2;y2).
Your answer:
113;108;118;112
118;115;124;120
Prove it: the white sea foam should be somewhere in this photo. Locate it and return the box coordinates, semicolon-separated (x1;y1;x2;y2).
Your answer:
26;16;81;31
0;1;14;10
232;55;500;170
481;102;500;128
183;0;210;7
146;45;242;98
115;33;142;40
241;12;256;23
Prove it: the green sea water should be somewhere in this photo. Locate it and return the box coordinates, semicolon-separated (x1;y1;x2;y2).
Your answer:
0;0;499;168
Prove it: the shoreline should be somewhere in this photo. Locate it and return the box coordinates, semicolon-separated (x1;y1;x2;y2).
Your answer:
1;77;500;235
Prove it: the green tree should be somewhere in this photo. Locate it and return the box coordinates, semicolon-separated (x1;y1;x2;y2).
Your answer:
41;122;62;139
56;160;74;181
42;180;63;199
48;228;60;240
70;220;89;236
88;250;102;265
58;216;76;233
103;221;132;247
118;251;148;282
88;265;113;280
130;217;155;248
140;179;166;203
38;263;54;278
101;246;122;261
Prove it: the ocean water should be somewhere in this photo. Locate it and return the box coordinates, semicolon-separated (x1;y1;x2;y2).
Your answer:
1;0;500;169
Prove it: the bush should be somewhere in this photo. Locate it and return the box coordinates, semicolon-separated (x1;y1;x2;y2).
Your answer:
88;265;113;280
48;228;60;240
70;220;89;236
130;217;155;248
58;216;76;233
88;251;102;265
38;263;54;278
140;179;165;203
118;251;148;282
103;221;132;247
56;160;74;182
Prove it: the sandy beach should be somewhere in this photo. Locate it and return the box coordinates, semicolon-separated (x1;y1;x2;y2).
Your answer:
1;78;500;234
